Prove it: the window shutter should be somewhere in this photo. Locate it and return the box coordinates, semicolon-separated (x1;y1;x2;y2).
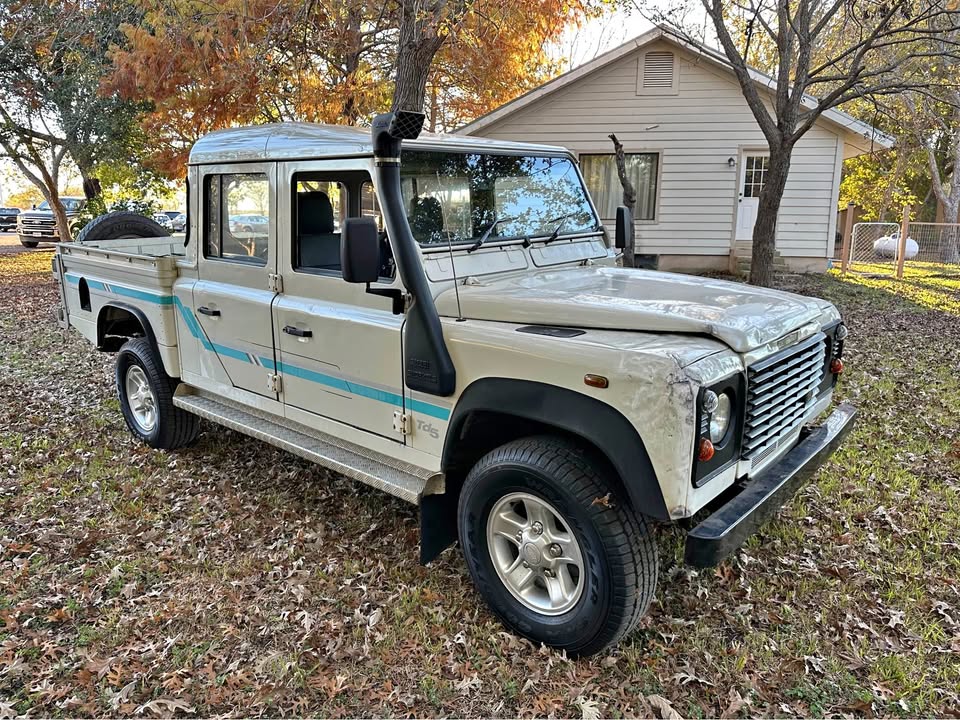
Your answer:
642;51;675;89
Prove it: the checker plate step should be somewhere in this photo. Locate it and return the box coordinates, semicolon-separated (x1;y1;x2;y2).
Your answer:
173;392;439;504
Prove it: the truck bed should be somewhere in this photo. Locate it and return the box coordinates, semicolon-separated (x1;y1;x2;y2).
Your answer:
54;235;186;376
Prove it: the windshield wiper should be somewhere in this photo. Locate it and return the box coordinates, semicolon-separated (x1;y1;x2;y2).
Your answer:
542;212;578;245
467;216;518;253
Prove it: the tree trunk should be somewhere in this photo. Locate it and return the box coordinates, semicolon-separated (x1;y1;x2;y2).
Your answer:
941;197;960;263
749;146;793;287
393;35;443;111
47;186;72;244
608;133;636;268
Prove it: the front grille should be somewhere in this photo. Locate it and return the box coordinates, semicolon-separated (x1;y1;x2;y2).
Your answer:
21;218;54;228
743;334;827;460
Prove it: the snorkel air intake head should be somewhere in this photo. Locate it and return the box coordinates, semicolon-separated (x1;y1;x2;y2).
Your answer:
372;111;425;161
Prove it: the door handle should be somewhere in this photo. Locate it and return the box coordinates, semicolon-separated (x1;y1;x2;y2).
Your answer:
197;306;220;317
283;325;312;338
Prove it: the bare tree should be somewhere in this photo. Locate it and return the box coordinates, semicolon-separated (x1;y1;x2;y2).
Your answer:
639;0;960;286
608;133;637;267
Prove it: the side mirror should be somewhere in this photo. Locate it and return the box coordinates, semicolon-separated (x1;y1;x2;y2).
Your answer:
614;206;633;249
341;216;380;284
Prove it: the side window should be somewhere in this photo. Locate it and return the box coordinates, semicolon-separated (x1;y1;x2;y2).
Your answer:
294;179;346;273
204;173;270;265
360;181;381;224
293;172;395;280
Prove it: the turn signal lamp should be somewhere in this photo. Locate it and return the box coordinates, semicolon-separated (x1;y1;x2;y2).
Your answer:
584;374;609;389
697;438;715;462
830;358;844;375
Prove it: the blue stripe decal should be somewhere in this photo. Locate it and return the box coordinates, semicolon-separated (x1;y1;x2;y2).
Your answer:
66;273;451;420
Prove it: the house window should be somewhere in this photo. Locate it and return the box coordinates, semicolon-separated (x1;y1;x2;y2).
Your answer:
638;51;677;94
579;153;659;221
204;173;270;265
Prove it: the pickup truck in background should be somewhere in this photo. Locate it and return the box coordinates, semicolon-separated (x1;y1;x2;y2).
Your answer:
18;196;85;247
52;112;855;655
0;207;20;231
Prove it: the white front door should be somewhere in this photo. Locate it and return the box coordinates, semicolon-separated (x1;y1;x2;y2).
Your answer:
736;152;769;242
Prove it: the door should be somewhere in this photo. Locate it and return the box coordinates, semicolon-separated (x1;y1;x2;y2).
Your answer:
736;152;769;241
273;161;406;440
193;165;279;398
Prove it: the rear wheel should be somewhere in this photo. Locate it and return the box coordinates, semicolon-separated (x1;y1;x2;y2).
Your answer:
116;338;199;450
458;435;658;656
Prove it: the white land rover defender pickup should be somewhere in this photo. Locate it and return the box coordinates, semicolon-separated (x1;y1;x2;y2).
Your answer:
52;112;854;655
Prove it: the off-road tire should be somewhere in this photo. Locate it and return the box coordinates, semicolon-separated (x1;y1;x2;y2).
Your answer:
458;435;658;656
19;237;39;248
75;211;170;243
116;338;199;450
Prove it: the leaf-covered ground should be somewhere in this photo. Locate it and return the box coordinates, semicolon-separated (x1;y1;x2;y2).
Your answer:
2;251;959;717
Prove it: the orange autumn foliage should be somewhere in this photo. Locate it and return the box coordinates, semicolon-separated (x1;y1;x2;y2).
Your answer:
105;0;599;177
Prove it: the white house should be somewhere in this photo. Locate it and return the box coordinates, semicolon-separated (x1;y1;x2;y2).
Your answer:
459;26;894;273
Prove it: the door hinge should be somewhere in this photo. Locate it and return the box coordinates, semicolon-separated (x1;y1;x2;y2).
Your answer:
268;273;283;293
393;410;410;436
267;373;282;393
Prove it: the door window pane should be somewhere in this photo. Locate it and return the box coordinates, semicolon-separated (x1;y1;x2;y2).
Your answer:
579;153;658;221
294;179;345;273
204;173;270;265
742;155;769;198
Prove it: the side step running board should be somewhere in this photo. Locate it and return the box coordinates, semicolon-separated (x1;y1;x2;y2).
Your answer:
173;392;441;504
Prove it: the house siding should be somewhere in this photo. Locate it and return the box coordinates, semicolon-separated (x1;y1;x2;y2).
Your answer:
466;40;841;260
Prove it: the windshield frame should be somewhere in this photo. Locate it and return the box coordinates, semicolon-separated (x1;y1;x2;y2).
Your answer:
399;147;604;253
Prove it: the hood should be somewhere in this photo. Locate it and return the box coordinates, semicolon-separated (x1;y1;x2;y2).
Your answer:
435;266;828;353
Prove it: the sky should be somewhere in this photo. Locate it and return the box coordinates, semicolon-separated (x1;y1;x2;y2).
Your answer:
555;1;711;70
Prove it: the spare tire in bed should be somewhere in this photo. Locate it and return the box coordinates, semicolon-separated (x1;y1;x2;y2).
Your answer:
75;211;171;243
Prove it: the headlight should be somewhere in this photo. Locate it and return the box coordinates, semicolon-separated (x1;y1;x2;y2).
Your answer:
708;392;732;442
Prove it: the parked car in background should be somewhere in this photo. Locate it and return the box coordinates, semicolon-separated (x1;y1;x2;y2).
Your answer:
18;197;85;248
171;212;187;232
228;213;269;235
0;207;20;231
152;213;173;230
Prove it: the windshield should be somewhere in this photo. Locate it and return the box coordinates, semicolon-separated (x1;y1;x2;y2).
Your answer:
399;150;600;247
38;199;83;212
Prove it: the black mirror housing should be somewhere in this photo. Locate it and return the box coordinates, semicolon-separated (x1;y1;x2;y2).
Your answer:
341;216;380;284
614;206;633;249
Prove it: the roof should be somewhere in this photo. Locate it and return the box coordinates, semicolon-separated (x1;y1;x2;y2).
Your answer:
189;122;572;165
459;25;895;152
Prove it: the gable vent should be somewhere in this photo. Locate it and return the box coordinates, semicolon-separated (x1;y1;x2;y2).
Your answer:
642;51;675;89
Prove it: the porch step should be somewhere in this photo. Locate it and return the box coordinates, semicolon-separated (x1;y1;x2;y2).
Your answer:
734;241;788;274
173;391;440;504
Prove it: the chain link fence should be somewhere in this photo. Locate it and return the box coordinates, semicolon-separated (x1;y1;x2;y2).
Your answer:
841;211;960;278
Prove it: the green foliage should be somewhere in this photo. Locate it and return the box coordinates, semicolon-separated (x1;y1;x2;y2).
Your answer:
840;152;920;221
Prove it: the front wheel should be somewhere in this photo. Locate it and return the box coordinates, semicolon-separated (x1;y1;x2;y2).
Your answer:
458;436;658;656
116;338;199;450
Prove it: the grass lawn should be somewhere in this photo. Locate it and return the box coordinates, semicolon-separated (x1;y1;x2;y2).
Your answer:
2;252;959;717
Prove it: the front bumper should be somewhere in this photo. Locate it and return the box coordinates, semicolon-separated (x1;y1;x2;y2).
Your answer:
685;402;856;567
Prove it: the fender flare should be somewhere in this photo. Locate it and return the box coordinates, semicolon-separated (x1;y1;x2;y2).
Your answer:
441;377;669;521
96;301;159;356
